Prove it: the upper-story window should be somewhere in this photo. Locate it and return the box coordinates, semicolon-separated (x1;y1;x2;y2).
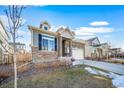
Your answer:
40;23;50;31
44;26;48;31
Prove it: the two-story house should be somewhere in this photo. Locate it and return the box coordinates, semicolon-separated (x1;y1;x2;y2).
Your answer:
85;37;110;59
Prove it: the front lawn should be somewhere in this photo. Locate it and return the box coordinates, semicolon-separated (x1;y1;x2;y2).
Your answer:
0;65;113;88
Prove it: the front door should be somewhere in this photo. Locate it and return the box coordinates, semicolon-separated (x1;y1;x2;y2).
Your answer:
62;40;70;57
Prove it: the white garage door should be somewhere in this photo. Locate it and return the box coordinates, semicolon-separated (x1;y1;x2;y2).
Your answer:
72;48;84;59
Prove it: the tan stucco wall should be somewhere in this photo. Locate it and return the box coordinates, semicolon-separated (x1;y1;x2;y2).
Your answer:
85;45;100;57
85;45;93;57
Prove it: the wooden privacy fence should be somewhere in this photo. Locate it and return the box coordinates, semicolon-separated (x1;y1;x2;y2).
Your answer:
0;54;13;64
0;52;32;64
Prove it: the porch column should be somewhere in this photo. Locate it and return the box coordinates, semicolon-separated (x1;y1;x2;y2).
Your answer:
58;36;62;57
69;40;72;57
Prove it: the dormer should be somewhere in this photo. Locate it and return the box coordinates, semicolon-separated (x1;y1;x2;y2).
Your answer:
39;21;51;31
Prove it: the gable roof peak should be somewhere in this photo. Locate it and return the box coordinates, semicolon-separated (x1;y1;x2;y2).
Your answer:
39;21;51;28
65;26;70;30
87;37;98;41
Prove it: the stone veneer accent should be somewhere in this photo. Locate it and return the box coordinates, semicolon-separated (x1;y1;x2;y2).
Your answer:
32;46;58;63
31;42;84;63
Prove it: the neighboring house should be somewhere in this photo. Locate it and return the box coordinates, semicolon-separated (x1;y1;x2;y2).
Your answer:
0;19;12;64
118;51;124;58
85;37;101;58
28;21;85;63
9;42;26;53
85;37;110;59
100;43;110;57
110;48;121;57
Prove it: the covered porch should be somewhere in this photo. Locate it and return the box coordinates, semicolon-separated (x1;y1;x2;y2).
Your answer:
56;27;75;58
58;36;72;57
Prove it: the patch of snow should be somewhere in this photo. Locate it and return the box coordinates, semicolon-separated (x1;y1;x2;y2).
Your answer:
108;72;120;79
84;67;98;74
97;70;109;77
73;61;83;66
112;76;124;88
111;58;124;61
84;67;124;88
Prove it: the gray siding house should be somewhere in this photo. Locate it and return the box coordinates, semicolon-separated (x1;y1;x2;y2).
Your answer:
28;21;85;63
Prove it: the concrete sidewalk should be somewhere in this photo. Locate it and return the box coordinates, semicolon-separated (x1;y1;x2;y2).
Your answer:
73;60;124;75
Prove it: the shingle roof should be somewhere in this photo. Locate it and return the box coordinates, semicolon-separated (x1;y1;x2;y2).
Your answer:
87;37;98;42
39;21;51;28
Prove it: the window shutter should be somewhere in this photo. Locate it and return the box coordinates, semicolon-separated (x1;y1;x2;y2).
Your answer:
55;38;57;51
38;34;42;50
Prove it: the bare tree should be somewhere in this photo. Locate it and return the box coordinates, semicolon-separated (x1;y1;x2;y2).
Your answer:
4;5;25;88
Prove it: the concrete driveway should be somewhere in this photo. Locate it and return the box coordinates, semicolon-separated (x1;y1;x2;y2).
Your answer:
73;60;124;75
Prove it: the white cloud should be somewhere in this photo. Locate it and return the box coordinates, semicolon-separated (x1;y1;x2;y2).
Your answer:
75;27;114;34
75;26;114;40
76;32;95;36
121;46;124;50
90;21;109;26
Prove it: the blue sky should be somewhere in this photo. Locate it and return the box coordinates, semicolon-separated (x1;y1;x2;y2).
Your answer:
0;5;124;50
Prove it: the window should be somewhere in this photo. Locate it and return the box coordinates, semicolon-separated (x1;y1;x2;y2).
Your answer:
44;26;48;31
38;34;57;51
42;39;48;50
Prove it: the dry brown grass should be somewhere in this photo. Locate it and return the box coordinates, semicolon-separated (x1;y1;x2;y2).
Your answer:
51;62;60;69
17;65;29;73
0;65;113;88
108;59;124;64
0;64;14;77
34;62;49;70
0;71;13;77
34;59;72;71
